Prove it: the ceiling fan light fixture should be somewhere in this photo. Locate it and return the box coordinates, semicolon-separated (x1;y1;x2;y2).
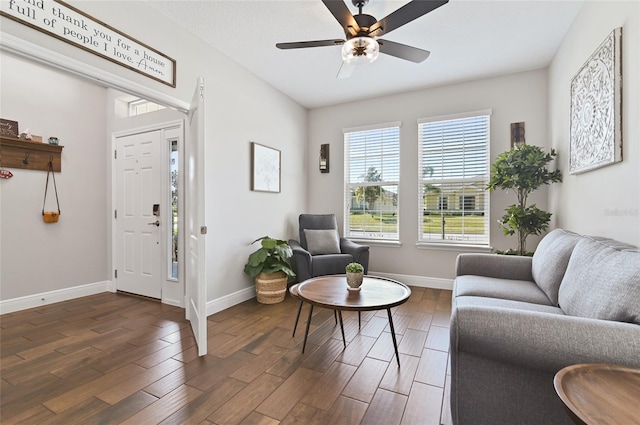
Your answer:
341;36;379;64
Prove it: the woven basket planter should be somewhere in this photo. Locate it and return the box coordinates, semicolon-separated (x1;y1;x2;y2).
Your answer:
255;271;288;304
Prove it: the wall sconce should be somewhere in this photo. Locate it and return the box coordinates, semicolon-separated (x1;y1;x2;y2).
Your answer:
511;122;526;148
319;144;330;173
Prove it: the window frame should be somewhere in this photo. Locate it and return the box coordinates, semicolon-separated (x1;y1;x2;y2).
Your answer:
128;98;165;116
417;110;491;247
343;121;401;242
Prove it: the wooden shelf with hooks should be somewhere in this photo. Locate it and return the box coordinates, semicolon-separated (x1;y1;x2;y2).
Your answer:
0;136;63;172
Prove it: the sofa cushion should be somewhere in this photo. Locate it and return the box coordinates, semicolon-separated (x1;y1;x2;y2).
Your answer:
454;295;566;316
532;229;582;306
455;275;553;306
304;229;341;255
558;237;640;324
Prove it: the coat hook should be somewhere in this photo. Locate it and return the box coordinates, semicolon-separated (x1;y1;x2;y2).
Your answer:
23;152;30;164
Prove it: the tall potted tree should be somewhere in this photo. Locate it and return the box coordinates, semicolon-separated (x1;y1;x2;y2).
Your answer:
244;236;296;304
487;145;562;255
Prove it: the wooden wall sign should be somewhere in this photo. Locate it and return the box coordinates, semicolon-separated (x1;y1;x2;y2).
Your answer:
0;0;176;87
0;119;19;138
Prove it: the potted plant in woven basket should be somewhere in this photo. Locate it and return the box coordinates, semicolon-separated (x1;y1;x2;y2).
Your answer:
345;262;364;291
244;236;296;304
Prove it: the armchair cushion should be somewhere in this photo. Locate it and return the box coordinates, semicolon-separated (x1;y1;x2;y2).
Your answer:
312;254;354;277
304;229;341;255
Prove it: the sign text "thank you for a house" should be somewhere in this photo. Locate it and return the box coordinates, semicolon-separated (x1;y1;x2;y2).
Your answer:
1;0;176;87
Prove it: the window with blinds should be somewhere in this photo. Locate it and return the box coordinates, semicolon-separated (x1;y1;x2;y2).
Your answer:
418;111;490;245
344;123;400;241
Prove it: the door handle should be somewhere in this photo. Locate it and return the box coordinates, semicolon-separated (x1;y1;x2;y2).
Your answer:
147;220;160;227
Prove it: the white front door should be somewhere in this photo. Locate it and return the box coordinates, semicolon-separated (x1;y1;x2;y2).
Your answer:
115;130;163;299
186;78;207;356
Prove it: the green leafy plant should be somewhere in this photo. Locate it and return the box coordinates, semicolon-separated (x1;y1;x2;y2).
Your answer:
354;167;384;213
244;236;296;278
345;262;364;273
487;145;562;255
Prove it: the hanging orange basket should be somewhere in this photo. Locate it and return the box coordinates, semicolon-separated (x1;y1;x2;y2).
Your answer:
43;211;60;223
42;160;61;223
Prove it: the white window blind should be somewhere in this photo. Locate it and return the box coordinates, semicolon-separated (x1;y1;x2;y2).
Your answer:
344;123;400;241
418;112;490;245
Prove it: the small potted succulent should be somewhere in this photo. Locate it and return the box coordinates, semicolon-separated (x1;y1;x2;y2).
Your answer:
345;262;364;291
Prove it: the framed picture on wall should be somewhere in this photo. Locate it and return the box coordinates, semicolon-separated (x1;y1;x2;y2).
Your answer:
251;142;281;193
569;27;623;174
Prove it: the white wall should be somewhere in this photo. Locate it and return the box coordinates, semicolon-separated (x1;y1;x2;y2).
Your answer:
0;1;307;305
548;0;640;246
0;54;109;300
308;70;550;280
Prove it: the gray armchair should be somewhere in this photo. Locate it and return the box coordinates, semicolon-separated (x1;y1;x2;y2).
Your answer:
288;214;369;283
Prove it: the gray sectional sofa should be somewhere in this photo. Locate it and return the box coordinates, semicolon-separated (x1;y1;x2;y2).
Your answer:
450;229;640;425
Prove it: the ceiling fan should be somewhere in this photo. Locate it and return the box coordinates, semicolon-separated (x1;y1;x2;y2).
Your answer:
276;0;449;78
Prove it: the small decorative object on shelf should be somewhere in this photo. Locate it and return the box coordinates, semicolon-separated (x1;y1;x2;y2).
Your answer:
345;262;364;291
48;137;59;145
0;118;18;137
19;128;32;140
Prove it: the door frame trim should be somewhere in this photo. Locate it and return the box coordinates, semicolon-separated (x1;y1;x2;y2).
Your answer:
112;120;185;306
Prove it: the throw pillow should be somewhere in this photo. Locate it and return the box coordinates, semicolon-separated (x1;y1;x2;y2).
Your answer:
558;237;640;324
532;229;582;306
304;229;341;255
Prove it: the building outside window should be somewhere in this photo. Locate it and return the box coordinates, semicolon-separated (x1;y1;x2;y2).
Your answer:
344;122;400;241
418;111;490;246
438;196;449;211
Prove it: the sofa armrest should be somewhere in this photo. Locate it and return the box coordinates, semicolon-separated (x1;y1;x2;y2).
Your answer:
289;239;312;282
455;253;533;281
340;238;370;272
451;303;640;372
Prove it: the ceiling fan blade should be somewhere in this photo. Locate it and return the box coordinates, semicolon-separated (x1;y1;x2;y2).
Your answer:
378;39;430;63
336;61;355;79
322;0;360;36
276;39;345;49
369;0;448;37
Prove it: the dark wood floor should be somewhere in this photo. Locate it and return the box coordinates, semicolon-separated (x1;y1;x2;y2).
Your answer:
0;286;452;425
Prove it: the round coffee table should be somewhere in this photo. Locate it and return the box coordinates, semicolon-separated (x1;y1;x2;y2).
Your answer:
296;275;411;367
554;363;640;425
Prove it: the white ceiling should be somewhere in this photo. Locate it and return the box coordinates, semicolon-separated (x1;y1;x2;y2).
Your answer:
146;0;584;109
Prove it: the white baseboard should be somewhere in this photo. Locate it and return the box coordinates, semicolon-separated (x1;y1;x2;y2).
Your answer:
206;285;256;316
0;281;111;314
369;271;453;290
162;298;184;308
0;275;449;316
